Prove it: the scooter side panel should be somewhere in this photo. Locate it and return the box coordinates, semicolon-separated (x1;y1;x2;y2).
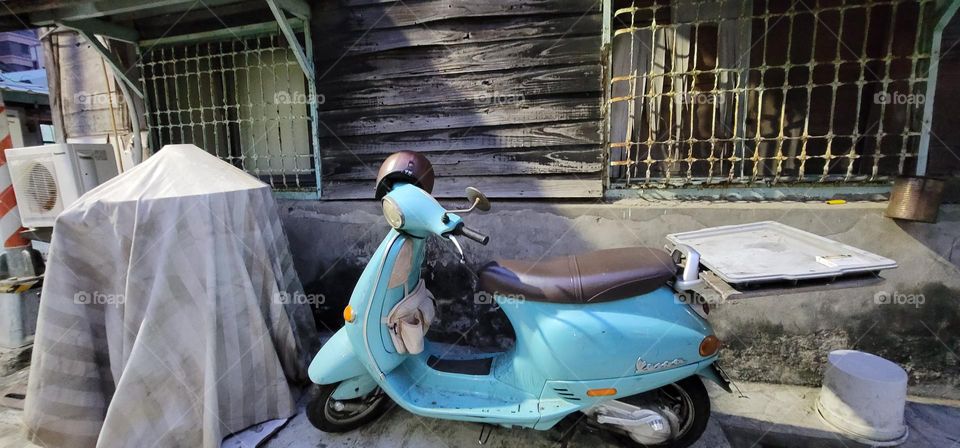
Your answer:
311;232;424;387
341;231;428;380
534;361;704;430
308;328;366;384
496;287;712;390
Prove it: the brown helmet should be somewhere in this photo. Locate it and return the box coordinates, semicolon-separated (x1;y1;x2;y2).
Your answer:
375;151;435;199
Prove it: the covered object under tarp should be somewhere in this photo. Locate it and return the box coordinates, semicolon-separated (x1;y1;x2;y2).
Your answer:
23;144;319;447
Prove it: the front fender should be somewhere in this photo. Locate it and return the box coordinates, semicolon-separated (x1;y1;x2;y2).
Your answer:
332;374;379;400
308;328;367;384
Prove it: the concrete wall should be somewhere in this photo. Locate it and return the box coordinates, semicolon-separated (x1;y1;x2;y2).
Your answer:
280;199;960;399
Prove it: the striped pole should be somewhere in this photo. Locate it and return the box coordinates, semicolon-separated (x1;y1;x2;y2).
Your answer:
0;91;29;249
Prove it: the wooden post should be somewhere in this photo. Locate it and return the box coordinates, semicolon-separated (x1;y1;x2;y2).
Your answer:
40;28;67;144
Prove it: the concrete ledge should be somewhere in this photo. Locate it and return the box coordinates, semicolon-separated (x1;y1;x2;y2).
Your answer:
0;346;30;377
279;200;960;397
709;381;960;448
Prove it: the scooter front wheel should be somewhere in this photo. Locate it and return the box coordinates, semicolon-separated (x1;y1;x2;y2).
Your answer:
306;382;393;433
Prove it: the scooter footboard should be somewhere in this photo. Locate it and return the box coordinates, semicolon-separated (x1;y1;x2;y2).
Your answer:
308;328;366;385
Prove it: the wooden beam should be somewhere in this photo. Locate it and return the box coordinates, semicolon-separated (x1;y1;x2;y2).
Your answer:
28;0;243;25
322;146;603;180
317;96;601;137
323;176;603;199
271;0;310;19
319;65;602;110
58;18;138;43
320;36;601;82
0;0;77;16
266;0;313;83
339;14;602;56
72;28;144;98
346;0;601;30
317;121;602;155
138;18;303;46
0;17;30;33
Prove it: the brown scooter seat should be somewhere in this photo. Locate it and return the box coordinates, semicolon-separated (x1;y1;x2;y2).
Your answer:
477;247;677;304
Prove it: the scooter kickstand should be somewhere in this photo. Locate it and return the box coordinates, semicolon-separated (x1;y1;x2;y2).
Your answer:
716;364;748;398
478;423;494;445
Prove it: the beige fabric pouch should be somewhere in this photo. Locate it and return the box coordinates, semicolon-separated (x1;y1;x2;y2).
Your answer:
386;279;436;354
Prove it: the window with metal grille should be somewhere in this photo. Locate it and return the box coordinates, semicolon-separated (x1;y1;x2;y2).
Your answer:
608;0;937;188
139;30;316;192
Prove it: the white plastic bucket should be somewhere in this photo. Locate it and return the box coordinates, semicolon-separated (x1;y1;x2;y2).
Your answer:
816;350;909;446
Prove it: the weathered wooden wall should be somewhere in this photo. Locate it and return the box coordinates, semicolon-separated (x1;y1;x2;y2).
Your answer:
313;0;605;199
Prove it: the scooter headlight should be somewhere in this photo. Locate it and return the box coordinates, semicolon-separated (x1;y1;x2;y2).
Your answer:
382;196;404;229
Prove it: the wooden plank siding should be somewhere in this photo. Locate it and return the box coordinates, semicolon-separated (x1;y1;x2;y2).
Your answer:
313;0;605;199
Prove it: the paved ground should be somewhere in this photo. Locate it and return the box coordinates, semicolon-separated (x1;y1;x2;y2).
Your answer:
263;381;960;448
262;389;731;448
1;367;958;448
0;367;28;448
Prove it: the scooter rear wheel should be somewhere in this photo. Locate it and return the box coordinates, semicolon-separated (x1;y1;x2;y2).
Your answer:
306;382;393;433
609;376;710;448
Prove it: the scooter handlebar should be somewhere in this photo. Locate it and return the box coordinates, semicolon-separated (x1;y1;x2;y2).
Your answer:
454;223;489;245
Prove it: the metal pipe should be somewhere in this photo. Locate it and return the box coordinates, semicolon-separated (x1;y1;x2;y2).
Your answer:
114;76;144;165
916;0;960;176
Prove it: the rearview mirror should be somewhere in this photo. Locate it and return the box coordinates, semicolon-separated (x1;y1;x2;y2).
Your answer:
465;187;491;212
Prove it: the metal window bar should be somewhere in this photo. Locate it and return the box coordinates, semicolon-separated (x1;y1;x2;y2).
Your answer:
608;0;938;188
138;29;315;191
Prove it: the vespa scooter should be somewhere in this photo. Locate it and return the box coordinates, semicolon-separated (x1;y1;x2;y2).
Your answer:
306;155;730;447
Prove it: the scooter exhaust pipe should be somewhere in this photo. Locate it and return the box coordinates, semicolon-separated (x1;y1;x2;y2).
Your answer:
584;401;678;445
330;400;368;413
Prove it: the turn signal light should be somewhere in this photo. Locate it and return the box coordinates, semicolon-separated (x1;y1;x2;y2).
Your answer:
343;305;355;323
700;335;721;357
586;388;617;397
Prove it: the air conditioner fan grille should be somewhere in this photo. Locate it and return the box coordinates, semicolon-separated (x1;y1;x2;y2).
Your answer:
24;162;58;212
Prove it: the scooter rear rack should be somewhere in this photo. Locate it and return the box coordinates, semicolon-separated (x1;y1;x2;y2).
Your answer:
683;270;886;303
666;221;895;303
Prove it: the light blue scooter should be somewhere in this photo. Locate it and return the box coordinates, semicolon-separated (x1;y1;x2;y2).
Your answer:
307;157;730;447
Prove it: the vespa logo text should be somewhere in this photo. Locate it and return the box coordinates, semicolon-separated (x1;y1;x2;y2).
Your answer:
636;357;686;373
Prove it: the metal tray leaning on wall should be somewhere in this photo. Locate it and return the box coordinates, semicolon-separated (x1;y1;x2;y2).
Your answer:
666;221;898;302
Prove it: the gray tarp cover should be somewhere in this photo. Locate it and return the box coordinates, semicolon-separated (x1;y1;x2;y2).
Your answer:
23;144;318;447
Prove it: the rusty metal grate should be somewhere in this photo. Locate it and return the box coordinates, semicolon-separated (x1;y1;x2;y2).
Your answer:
608;0;937;188
139;32;315;191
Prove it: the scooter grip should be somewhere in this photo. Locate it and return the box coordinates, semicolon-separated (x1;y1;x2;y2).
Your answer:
457;224;489;245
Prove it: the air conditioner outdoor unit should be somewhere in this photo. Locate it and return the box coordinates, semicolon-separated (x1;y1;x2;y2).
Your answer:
7;144;119;228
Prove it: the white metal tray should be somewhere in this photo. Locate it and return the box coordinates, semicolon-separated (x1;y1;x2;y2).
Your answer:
666;221;898;285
